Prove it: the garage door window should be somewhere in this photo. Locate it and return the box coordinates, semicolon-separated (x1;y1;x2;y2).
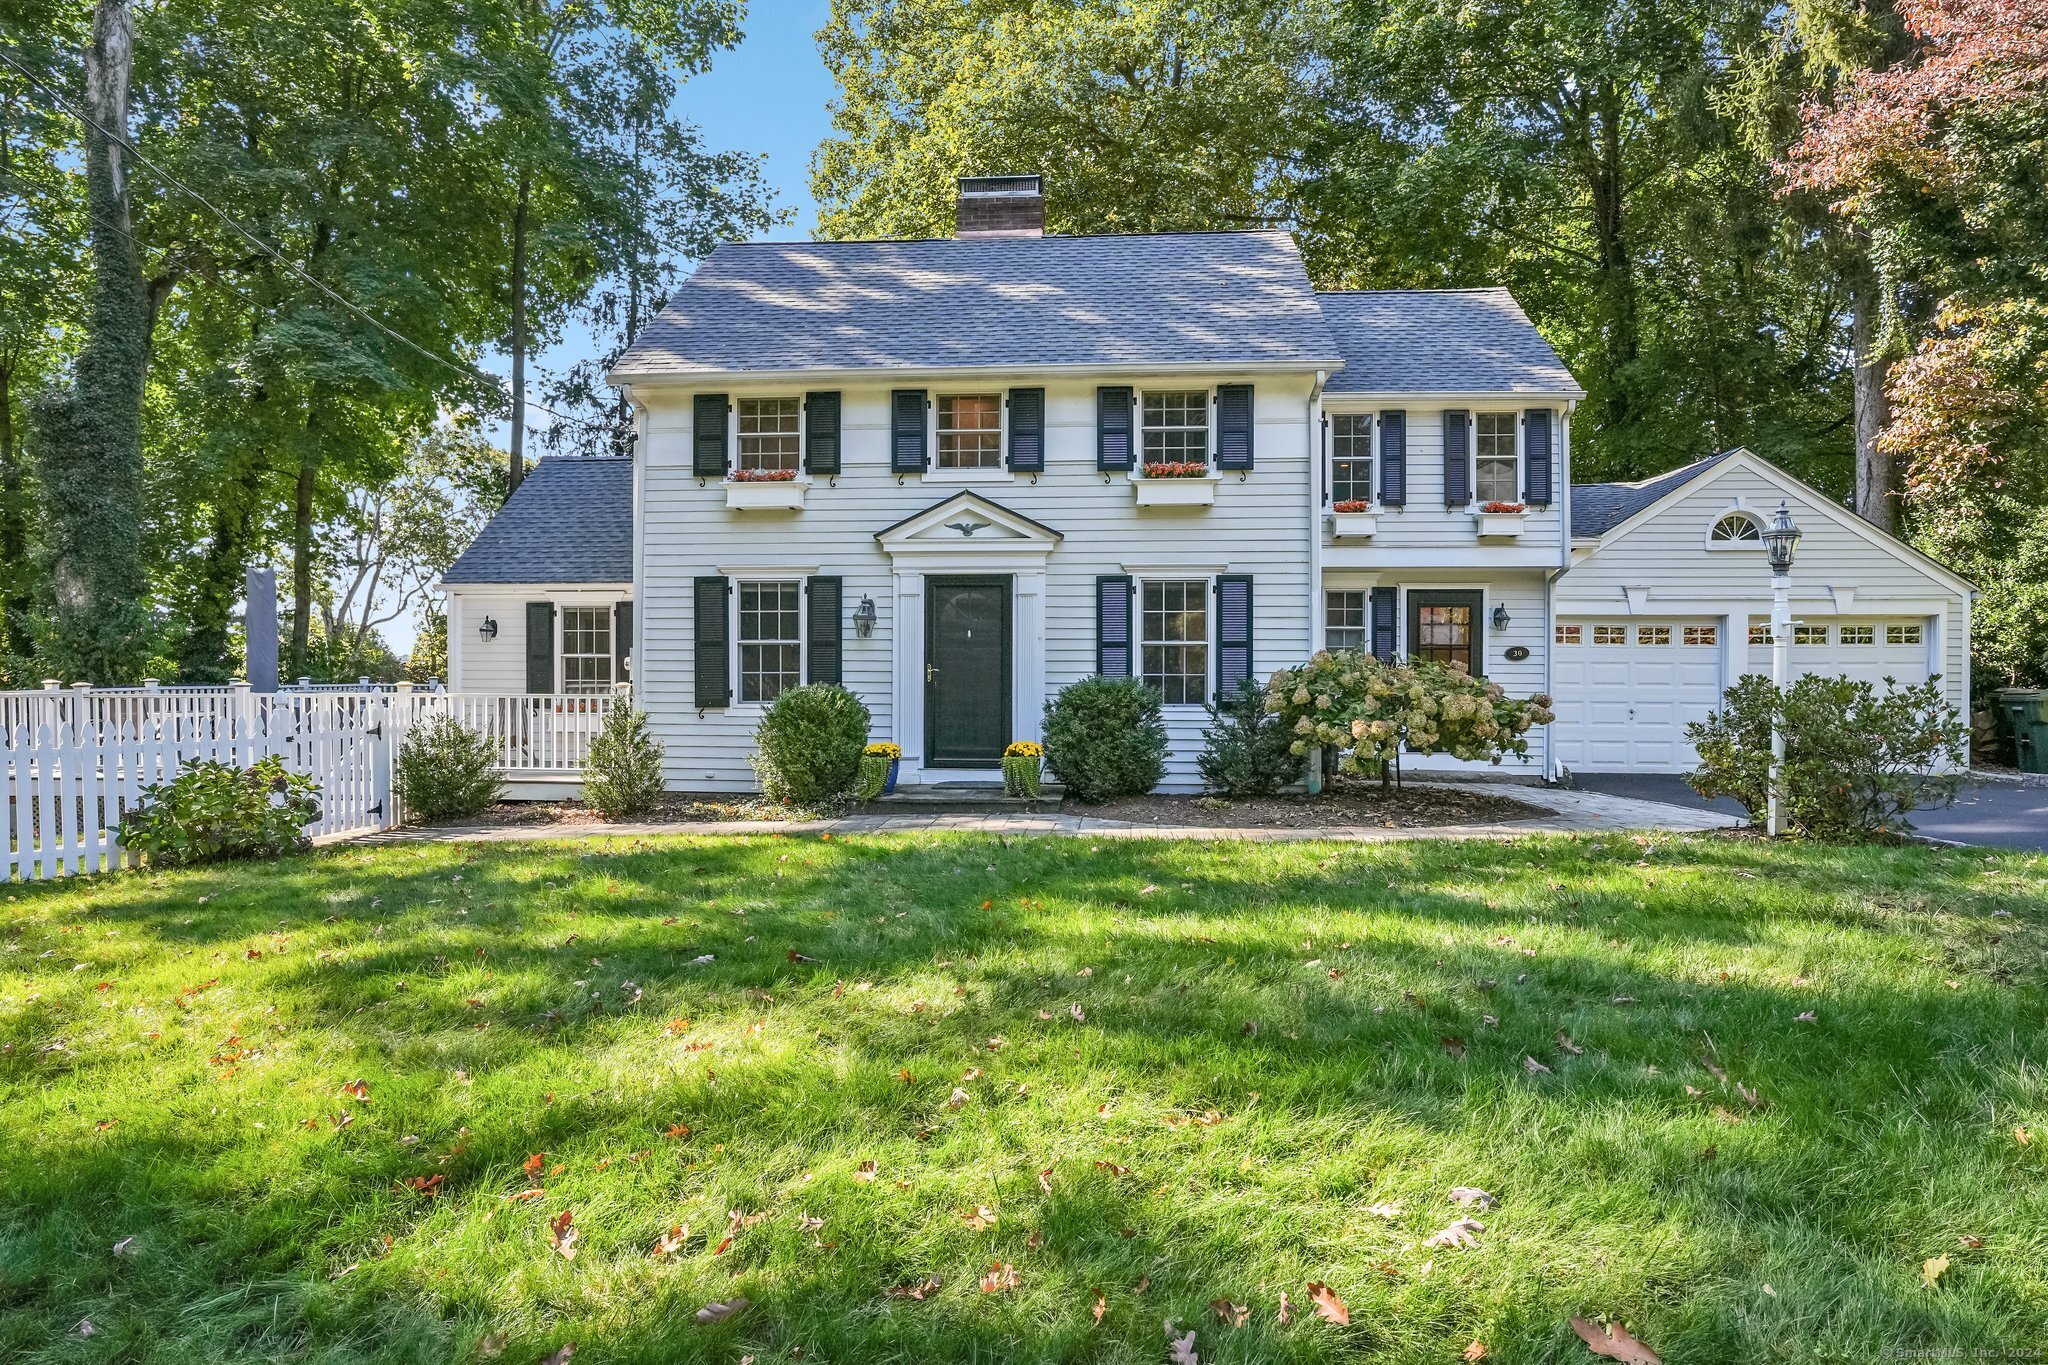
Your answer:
1749;621;1774;644
1684;625;1717;645
1637;626;1672;645
1794;624;1829;645
1594;625;1626;645
1888;623;1923;645
1842;625;1875;645
1555;624;1582;645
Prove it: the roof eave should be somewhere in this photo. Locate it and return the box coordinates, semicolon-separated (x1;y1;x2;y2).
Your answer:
606;356;1347;388
1321;386;1587;403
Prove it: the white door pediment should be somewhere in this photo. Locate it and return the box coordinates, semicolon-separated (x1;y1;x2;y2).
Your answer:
874;492;1063;559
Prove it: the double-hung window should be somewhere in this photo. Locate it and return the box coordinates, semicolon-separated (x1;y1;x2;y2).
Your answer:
736;398;801;473
936;395;1002;468
737;581;802;703
1475;413;1518;503
1325;590;1369;651
561;607;613;693
1142;391;1209;468
1330;414;1372;504
1141;579;1208;704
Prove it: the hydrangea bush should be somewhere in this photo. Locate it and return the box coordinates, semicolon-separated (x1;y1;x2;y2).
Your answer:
1264;650;1554;780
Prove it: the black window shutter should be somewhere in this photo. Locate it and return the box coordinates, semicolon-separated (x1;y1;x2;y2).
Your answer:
613;600;633;686
1524;408;1554;506
693;393;728;478
891;389;927;473
806;576;842;684
1214;575;1254;698
804;391;840;476
1007;387;1045;473
693;576;730;707
1215;384;1254;471
1096;386;1134;471
1096;575;1133;675
1369;587;1398;662
525;602;556;693
1379;410;1407;506
1442;409;1471;506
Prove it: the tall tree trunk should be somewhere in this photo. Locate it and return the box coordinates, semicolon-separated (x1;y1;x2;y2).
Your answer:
0;357;26;668
1585;82;1640;475
1850;266;1895;532
178;455;263;682
508;170;530;496
30;0;150;682
290;444;317;677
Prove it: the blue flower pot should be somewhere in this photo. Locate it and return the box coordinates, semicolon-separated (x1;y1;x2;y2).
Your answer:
884;758;900;794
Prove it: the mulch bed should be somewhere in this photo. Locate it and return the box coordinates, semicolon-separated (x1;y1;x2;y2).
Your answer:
1076;780;1548;829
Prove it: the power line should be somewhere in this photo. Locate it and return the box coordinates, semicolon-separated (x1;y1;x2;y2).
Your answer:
0;46;611;435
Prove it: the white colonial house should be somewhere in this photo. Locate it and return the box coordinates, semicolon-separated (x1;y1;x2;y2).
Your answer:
440;175;1971;792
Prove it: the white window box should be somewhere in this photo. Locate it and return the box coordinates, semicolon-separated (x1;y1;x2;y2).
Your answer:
724;477;808;510
1327;510;1379;538
1129;471;1221;507
1474;510;1526;539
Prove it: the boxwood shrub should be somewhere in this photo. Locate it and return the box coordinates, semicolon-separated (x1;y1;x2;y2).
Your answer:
1043;675;1169;803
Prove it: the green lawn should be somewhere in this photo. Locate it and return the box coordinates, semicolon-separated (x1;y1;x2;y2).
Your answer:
3;831;2045;1363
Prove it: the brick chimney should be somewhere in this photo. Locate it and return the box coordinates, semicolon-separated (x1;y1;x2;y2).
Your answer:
955;175;1045;238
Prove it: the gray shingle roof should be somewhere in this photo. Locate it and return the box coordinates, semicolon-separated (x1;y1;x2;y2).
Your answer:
441;458;632;585
1318;289;1582;395
611;231;1340;377
1570;452;1736;537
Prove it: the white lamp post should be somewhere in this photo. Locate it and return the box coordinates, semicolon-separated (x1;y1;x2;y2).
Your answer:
1760;501;1803;835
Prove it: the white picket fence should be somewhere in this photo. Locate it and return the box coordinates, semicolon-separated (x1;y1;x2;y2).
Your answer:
3;686;624;883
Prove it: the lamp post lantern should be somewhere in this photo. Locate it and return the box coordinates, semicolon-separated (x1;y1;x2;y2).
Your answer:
1760;501;1803;835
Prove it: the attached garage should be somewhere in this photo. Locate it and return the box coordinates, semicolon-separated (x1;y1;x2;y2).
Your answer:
1553;449;1972;778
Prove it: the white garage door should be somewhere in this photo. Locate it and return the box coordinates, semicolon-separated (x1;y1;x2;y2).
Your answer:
1743;617;1936;692
1554;614;1941;774
1553;619;1725;773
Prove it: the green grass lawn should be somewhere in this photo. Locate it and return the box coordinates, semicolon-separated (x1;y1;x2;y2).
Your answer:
3;831;2046;1364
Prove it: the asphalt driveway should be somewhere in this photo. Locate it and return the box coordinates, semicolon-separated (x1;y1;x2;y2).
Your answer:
1566;771;2048;852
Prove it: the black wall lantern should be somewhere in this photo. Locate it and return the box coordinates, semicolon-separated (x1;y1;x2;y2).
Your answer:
1490;604;1512;631
852;595;878;639
478;616;498;642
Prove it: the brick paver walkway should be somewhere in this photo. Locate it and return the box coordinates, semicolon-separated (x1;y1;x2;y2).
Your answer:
363;781;1742;846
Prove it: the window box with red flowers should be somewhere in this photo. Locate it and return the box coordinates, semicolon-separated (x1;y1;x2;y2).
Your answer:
723;468;809;510
1130;461;1220;507
1328;498;1378;538
1475;500;1527;538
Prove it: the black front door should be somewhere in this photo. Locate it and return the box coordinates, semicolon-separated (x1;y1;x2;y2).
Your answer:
925;576;1011;766
1406;590;1485;676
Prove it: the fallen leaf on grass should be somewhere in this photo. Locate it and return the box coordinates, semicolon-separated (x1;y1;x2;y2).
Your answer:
963;1205;999;1231
1958;1234;1983;1248
1365;1202;1404;1219
1306;1282;1349;1325
1094;1161;1131;1177
1449;1187;1497;1209
523;1152;545;1175
1794;1011;1817;1023
1465;1343;1489;1361
1275;1291;1292;1324
1556;1031;1584;1055
1424;1218;1485;1248
2016;1126;2031;1146
111;1237;136;1256
1441;1035;1466;1059
548;1210;578;1259
887;1276;943;1300
1092;1288;1107;1324
854;1160;879;1182
1165;1321;1200;1364
694;1297;749;1324
505;1188;546;1203
342;1079;370;1101
1070;1003;1087;1023
1210;1299;1249;1328
1523;1056;1553;1075
979;1262;1019;1292
1570;1317;1661;1364
650;1225;688;1257
1038;1166;1055;1194
538;1347;576;1365
1922;1254;1950;1287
